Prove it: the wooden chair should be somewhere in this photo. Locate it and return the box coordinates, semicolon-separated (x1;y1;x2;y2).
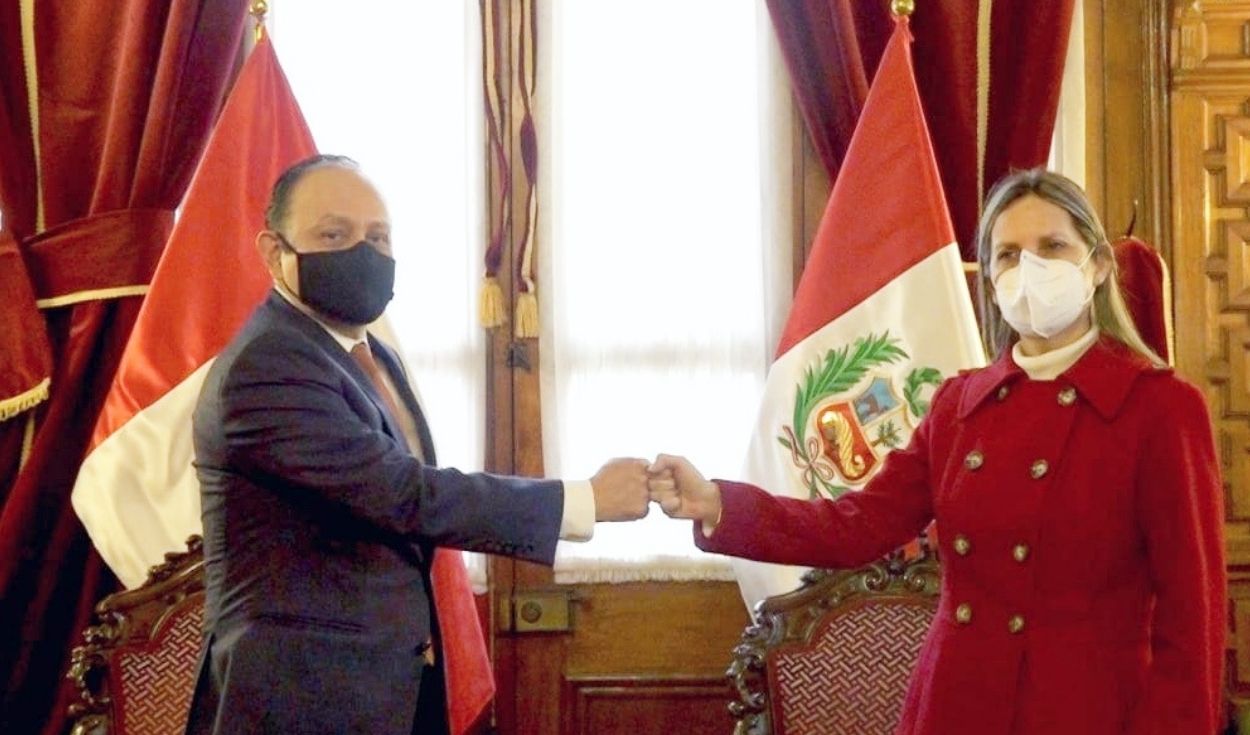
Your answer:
727;540;940;735
66;536;205;735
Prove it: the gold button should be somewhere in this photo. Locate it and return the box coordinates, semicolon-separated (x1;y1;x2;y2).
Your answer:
955;603;973;624
964;451;984;471
953;535;971;556
1029;459;1049;479
996;385;1010;401
1012;544;1030;563
1008;615;1025;634
1057;387;1077;406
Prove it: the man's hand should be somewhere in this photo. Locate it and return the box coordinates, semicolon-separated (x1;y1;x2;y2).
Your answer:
591;458;651;522
647;454;722;529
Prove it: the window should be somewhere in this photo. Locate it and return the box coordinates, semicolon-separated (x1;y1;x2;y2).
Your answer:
271;1;486;476
539;0;793;582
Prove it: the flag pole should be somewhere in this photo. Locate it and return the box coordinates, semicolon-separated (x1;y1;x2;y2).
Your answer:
891;0;915;17
251;0;268;43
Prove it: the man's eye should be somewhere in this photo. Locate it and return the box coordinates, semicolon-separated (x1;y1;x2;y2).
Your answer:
320;231;346;242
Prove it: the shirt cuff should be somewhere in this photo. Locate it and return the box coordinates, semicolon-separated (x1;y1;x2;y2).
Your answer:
559;480;596;542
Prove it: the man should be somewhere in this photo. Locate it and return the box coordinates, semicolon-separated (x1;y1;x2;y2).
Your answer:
185;155;650;734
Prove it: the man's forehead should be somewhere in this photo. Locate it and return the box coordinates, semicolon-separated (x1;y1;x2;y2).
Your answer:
289;166;388;216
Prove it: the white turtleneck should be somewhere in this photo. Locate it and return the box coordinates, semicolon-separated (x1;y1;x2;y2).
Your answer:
1010;327;1099;381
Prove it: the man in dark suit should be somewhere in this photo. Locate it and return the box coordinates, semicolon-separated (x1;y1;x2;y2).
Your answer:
185;155;650;734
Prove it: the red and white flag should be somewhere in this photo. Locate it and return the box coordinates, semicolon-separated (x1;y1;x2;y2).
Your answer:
70;37;493;733
734;17;986;611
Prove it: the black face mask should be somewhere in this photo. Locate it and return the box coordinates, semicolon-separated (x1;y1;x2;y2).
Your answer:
278;236;396;325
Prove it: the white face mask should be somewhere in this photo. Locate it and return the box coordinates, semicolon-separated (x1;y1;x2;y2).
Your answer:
993;249;1096;338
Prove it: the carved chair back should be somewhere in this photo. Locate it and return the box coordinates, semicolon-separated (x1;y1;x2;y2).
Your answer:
67;537;205;735
728;541;940;735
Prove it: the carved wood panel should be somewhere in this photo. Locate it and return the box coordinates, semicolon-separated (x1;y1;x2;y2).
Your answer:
1175;1;1250;74
1171;1;1250;715
1172;77;1250;552
561;675;731;735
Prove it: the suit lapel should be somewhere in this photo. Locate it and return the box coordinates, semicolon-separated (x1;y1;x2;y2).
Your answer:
368;334;438;466
263;293;409;446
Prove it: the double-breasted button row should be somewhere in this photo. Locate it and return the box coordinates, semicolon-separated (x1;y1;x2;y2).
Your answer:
952;603;1027;634
963;449;1049;479
994;384;1075;406
948;534;1029;563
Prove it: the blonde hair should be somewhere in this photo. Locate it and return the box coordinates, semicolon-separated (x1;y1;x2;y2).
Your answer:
974;168;1164;365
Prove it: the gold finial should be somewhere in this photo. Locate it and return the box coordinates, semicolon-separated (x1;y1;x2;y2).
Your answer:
891;0;915;17
250;0;269;42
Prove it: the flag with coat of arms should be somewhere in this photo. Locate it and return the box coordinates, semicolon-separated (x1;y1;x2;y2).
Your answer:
733;15;987;612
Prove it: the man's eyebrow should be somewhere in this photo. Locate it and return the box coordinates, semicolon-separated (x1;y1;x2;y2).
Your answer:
312;213;354;226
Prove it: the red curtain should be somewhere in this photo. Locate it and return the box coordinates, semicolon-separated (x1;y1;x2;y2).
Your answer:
0;3;248;733
765;0;1075;258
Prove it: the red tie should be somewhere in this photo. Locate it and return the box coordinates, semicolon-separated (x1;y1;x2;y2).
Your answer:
348;341;495;730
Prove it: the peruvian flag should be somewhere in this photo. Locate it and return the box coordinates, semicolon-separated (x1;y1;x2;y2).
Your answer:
734;17;986;611
69;37;494;733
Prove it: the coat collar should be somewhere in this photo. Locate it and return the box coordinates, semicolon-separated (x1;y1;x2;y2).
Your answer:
957;336;1164;421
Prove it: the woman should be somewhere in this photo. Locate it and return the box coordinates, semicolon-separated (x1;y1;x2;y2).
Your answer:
650;169;1225;734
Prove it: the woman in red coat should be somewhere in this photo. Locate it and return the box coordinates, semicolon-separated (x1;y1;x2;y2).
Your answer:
650;169;1226;734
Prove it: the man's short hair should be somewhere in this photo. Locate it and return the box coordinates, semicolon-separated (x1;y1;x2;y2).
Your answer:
264;154;359;232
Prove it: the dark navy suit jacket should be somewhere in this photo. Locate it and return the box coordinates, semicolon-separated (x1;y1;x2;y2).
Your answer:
185;292;562;734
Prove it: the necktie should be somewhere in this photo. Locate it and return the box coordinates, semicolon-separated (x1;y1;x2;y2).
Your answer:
350;342;424;461
347;341;494;724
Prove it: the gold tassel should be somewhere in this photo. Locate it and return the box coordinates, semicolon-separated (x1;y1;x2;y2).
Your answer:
0;376;50;422
478;276;506;329
515;291;539;339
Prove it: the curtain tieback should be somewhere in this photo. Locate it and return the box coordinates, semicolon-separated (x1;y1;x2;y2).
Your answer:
25;208;173;308
0;230;51;420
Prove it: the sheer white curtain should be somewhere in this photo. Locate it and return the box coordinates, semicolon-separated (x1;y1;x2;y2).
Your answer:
538;0;793;583
269;2;488;586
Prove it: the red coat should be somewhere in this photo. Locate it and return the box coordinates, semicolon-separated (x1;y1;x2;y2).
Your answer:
697;338;1225;734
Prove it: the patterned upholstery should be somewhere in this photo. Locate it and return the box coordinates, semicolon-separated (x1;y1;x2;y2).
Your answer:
728;543;940;735
67;537;205;735
111;601;204;735
772;601;933;734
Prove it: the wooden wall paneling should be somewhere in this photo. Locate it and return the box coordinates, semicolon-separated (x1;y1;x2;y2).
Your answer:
560;582;749;735
1169;0;1250;720
561;675;732;735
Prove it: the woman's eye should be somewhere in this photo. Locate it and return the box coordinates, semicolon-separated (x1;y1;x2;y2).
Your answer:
996;250;1018;262
320;231;346;243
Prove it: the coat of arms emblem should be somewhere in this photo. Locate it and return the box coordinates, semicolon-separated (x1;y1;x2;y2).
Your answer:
777;332;943;499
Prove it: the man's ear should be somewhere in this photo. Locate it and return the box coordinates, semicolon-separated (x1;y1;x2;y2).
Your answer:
256;230;283;277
